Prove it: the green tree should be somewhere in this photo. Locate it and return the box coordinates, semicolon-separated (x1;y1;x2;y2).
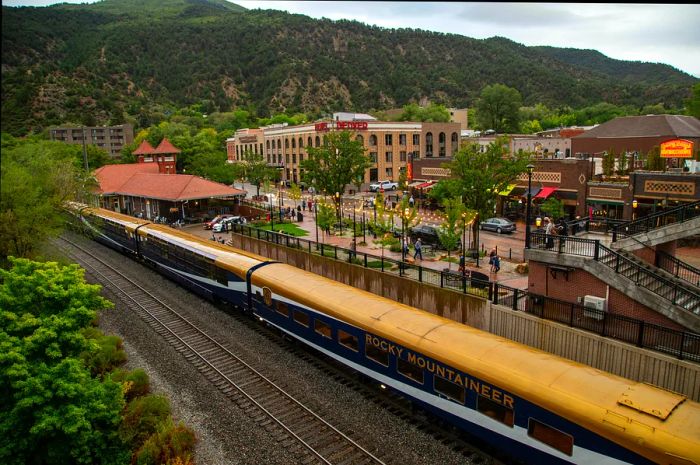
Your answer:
602;150;616;177
540;198;565;220
437;197;465;271
617;152;629;176
685;83;700;118
241;150;278;196
288;183;302;209
0;140;87;262
301;131;370;218
433;137;530;241
314;198;336;244
475;84;522;133
0;258;128;465
645;146;665;171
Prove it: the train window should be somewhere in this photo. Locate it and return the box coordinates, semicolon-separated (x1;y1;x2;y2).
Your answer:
528;419;573;456
215;267;228;286
293;310;309;327
365;344;389;367
397;358;424;384
338;330;358;352
477;395;514;427
434;375;465;404
276;301;289;317
314;320;332;338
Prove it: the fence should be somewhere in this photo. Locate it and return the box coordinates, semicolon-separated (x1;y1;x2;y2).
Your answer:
231;222;700;362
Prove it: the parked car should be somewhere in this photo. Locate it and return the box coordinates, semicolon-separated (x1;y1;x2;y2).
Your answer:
480;217;517;234
369;180;398;192
212;216;245;232
204;214;234;230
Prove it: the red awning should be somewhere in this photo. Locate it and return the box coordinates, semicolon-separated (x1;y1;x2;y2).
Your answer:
534;187;558;199
416;181;436;189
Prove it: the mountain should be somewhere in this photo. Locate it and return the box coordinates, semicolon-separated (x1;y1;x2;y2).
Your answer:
2;0;697;135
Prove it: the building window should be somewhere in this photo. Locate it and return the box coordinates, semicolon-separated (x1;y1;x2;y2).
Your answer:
356;135;364;144
369;152;377;163
385;152;393;163
285;139;290;149
292;138;296;149
277;139;282;149
386;167;393;177
439;132;446;157
266;140;270;150
267;154;271;163
528;419;574;456
292;154;296;164
369;134;377;146
385;134;393;146
413;134;420;145
338;330;358;351
299;153;303;162
369;168;378;182
451;132;459;155
400;151;407;162
298;137;303;148
286;154;290;164
315;136;321;147
399;133;407;146
425;132;433;157
308;136;313;147
260;143;263;154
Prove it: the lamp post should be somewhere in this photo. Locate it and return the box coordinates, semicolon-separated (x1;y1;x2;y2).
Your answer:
362;211;366;243
461;211;467;275
525;163;535;249
279;181;284;220
269;194;274;231
335;191;342;235
632;199;638;221
352;206;357;252
314;202;319;247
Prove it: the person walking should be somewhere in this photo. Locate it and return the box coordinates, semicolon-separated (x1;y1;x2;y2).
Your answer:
488;248;497;271
544;217;555;249
409;195;415;208
413;238;423;260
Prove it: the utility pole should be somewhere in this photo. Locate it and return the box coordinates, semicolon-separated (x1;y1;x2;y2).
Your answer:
81;126;89;171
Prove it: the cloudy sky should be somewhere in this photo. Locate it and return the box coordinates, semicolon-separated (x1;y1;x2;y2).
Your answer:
4;1;700;77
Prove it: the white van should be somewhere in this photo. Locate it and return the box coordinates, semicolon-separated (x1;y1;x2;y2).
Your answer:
212;216;244;232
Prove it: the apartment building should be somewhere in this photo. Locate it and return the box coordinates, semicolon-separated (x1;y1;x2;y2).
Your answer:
49;124;134;159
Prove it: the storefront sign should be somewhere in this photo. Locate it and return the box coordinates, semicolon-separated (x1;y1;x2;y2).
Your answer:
661;139;694;158
315;121;368;132
238;136;258;143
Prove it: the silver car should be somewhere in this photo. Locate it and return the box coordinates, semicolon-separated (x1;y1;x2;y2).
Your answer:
480;217;516;234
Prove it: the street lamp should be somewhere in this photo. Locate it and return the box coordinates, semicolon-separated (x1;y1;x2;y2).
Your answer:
461;211;467;275
314;201;319;247
525;163;535;249
335;191;342;235
279;181;284;220
632;199;638;221
269;194;274;231
352;206;357;253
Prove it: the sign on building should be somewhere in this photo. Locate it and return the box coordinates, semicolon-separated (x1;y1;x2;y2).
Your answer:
660;139;694;158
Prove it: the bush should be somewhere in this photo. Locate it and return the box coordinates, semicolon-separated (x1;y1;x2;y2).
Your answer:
113;368;151;401
135;420;196;465
120;395;171;450
81;328;127;377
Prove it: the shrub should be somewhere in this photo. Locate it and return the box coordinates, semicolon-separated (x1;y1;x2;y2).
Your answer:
113;368;151;401
120;394;171;450
135;420;196;465
82;328;127;377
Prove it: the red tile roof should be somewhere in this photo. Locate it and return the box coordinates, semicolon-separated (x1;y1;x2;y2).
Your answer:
94;163;244;200
94;163;160;194
153;137;181;154
132;140;156;155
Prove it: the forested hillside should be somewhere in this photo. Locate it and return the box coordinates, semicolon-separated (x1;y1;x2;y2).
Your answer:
2;0;697;135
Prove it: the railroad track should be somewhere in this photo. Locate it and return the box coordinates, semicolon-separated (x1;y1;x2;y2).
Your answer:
56;237;385;465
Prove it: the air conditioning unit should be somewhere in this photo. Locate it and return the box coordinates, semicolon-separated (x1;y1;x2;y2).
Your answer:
583;295;607;320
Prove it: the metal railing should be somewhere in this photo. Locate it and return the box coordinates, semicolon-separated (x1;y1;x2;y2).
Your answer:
658;250;700;289
231;223;700;361
612;200;700;242
530;231;700;315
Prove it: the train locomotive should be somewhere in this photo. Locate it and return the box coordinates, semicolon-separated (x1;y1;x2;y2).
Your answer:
71;203;700;465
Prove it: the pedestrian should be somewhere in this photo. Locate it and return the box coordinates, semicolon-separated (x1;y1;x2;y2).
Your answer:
488;248;497;271
302;200;306;211
544;217;555;249
557;217;568;251
308;199;313;211
402;237;409;258
409;195;415;207
413;238;423;260
492;254;501;273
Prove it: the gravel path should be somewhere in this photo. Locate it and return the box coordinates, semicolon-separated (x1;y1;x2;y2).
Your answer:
54;232;485;465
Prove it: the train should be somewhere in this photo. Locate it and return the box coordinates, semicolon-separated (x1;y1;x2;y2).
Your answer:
69;203;700;465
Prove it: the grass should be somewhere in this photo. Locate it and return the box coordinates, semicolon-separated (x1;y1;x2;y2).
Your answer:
258;222;308;236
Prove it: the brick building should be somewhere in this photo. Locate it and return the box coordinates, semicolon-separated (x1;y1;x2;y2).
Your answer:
50;123;134;159
227;114;460;190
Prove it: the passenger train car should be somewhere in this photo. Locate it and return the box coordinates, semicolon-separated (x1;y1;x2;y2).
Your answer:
70;204;700;465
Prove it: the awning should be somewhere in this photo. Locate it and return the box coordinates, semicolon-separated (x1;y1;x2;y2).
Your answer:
498;184;517;196
416;181;436;189
586;198;624;206
534;187;558;199
408;181;425;188
521;187;541;198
